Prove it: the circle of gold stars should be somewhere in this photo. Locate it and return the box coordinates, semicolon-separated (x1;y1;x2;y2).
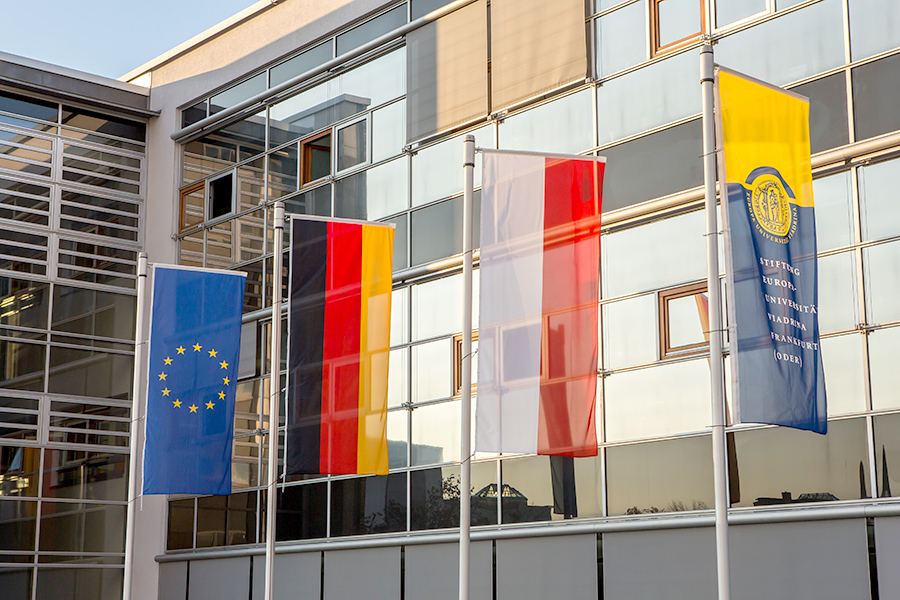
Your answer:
159;342;230;415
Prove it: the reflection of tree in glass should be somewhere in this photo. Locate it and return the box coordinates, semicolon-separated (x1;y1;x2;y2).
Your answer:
363;498;405;534
625;500;710;515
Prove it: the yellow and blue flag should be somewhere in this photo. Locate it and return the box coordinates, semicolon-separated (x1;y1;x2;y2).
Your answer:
142;265;246;495
717;67;826;434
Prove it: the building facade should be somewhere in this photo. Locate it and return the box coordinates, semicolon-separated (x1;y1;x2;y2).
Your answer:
3;0;900;598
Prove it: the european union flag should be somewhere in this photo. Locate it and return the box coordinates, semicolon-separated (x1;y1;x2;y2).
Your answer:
142;266;246;496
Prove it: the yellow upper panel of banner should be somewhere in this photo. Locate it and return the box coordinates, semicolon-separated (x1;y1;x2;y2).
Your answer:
718;69;814;208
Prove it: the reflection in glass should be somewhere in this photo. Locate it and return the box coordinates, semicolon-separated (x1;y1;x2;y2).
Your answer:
873;413;900;498
267;145;298;201
411;126;491;207
41;450;127;501
860;158;900;242
603;210;706;298
607;435;714;515
270;41;332;88
852;53;900;142
602;294;657;369
605;359;711;442
35;567;122;600
411;192;482;266
848;0;900;61
372;101;405;163
864;240;900;324
386;213;408;272
499;90;593;155
387;348;408;409
0;446;40;497
337;120;367;171
210;73;267;115
38;502;125;553
334;158;408;221
0;278;48;331
275;483;327;541
817;251;858;334
715;0;765;27
0;91;59;124
410;461;498;530
412;339;452;402
730;418;868;507
0;341;44;392
658;0;701;47
388;408;409;469
500;454;602;523
413;275;461;340
596;1;646;77
790;74;849;154
714;0;843;86
48;346;132;400
667;293;706;348
412;400;459;466
820;334;866;416
812;172;853;251
331;473;407;536
868;327;900;411
335;5;407;55
166;498;193;550
283;185;331;217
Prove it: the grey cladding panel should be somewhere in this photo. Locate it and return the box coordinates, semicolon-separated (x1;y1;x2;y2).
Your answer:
497;534;597;600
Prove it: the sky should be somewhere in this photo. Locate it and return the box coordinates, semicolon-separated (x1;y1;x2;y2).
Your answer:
0;0;262;80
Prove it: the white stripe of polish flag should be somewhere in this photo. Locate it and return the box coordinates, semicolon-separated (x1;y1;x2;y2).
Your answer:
475;150;605;457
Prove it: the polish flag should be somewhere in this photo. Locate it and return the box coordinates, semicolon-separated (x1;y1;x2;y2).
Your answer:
476;150;605;457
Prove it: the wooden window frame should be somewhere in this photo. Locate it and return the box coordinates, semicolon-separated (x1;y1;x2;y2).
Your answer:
452;330;479;397
658;281;709;359
300;130;332;187
178;180;204;233
650;0;707;57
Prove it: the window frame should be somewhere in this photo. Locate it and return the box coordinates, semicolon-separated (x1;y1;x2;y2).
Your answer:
179;180;205;233
658;281;710;359
650;0;707;57
300;130;333;187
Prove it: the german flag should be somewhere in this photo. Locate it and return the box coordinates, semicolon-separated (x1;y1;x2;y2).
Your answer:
286;217;394;475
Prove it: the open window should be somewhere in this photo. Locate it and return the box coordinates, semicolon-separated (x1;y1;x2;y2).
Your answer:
658;281;709;359
301;131;332;186
179;180;204;232
651;0;705;57
208;171;235;221
452;331;479;397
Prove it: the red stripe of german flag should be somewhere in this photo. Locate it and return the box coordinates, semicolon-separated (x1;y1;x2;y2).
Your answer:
287;218;393;475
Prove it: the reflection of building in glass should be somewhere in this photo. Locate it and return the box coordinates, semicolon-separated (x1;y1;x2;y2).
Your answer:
4;0;900;598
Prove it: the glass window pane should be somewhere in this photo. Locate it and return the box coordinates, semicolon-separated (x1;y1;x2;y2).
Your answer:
271;42;332;88
413;274;461;340
596;1;646;77
336;120;367;171
275;483;327;541
667;293;706;348
411;125;491;207
391;287;409;346
372;101;405;163
860;158;900;242
864;240;900;324
412;400;459;466
385;213;408;271
820;334;866;416
39;502;125;553
812;171;853;251
268;145;298;201
61;107;145;143
167;498;193;550
600;119;703;211
412;339;452;402
210;72;267;115
36;569;121;599
42;450;127;501
0;446;40;497
51;286;135;340
869;327;900;411
602;294;657;369
606;435;714;515
283;185;331;217
330;473;407;536
0;91;58;123
498;90;593;155
657;0;702;48
716;0;766;28
48;347;132;400
182;101;207;129
500;455;603;523
790;73;849;154
873;413;900;497
388;348;408;408
597;49;698;145
817;251;858;334
715;0;844;86
334;158;408;221
605;359;711;441
336;5;407;55
411;193;482;266
848;0;900;61
388;408;409;469
0;278;48;330
852;53;900;142
196;495;226;548
730;418;868;507
0;341;44;392
603;210;706;298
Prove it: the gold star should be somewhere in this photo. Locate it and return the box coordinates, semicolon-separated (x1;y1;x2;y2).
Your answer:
208;348;218;358
158;372;167;381
218;391;226;400
193;343;202;352
219;360;229;369
173;399;182;408
189;404;198;413
161;388;171;397
205;401;215;410
222;376;230;386
164;357;173;365
176;346;186;355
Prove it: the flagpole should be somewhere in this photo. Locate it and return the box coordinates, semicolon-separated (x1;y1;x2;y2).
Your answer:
264;201;285;600
123;252;148;600
701;44;732;600
459;134;475;600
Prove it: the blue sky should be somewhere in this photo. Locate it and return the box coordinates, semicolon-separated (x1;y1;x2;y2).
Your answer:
0;0;260;79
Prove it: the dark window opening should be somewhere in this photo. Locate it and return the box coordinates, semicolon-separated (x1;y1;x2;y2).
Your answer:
208;174;234;220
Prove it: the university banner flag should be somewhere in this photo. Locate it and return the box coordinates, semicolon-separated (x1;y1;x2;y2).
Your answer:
717;67;827;434
142;265;246;495
476;150;604;456
286;216;394;475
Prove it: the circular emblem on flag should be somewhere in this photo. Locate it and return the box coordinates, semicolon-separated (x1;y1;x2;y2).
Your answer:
745;167;797;242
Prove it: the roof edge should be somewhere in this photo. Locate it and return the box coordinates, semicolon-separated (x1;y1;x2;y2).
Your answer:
0;50;149;96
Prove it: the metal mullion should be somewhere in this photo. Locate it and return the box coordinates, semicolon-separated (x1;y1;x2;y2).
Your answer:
0;152;52;170
0;138;54;157
0;204;52;221
0;123;56;143
0;109;58;133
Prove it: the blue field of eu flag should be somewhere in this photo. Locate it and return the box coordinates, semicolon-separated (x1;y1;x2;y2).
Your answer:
143;266;246;496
